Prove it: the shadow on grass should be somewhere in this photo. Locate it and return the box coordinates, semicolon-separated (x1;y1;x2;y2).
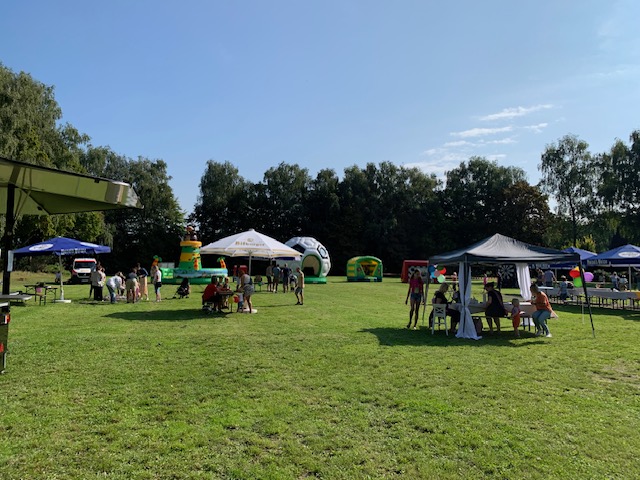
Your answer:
102;309;232;322
553;303;640;322
360;327;547;347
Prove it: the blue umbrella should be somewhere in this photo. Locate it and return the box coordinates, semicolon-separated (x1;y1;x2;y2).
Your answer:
13;237;111;302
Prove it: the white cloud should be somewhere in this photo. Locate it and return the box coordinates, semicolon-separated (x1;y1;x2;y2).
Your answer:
443;140;473;147
481;137;517;145
450;126;513;138
421;147;445;156
523;123;548;133
486;154;507;161
406;153;468;176
479;104;553;121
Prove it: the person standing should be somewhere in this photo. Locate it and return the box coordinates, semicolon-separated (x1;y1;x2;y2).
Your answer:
136;262;149;300
530;284;553;337
272;264;281;293
153;266;162;302
484;282;506;334
266;263;273;292
126;267;139;303
510;298;521;338
240;270;254;313
543;269;556;287
611;272;620;290
92;266;106;301
281;263;290;293
295;267;305;305
405;270;424;329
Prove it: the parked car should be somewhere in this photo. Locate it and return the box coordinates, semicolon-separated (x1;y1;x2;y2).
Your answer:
69;258;97;284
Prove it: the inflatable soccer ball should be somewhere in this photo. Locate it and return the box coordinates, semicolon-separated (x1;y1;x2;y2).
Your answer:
285;236;331;277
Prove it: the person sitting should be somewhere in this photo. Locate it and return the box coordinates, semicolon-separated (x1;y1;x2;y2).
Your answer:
484;281;507;333
431;283;461;334
202;277;222;312
174;278;191;299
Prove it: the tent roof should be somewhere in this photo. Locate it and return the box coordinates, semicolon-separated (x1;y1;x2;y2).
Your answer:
430;234;580;265
586;244;640;266
562;246;596;260
13;236;111;257
0;156;142;215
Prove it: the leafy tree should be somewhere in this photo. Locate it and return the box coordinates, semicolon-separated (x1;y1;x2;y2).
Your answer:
500;181;551;244
0;63;105;258
539;135;594;246
255;162;311;239
303;168;341;248
443;157;527;246
80;148;184;272
191;160;249;243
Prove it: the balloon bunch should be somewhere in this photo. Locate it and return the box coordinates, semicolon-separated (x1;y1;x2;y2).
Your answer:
569;267;593;287
428;265;447;283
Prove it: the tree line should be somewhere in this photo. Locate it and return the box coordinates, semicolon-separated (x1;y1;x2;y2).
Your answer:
1;63;639;275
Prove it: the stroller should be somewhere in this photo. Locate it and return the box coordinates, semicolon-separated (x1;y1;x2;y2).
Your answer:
173;278;191;299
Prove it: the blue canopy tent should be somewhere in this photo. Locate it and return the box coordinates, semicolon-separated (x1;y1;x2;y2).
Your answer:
586;245;640;285
13;237;111;302
549;247;596;269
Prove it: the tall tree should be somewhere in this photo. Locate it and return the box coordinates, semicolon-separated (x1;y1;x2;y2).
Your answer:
539;135;594;246
80;148;184;272
500;181;551;244
303;168;341;247
191;160;249;243
443;157;527;247
0;63;103;251
256;162;311;239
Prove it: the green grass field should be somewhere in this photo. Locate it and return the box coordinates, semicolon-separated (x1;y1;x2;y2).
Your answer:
1;274;639;479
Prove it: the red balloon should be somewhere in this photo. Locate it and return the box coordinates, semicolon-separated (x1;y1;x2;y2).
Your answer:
440;267;447;274
569;269;580;278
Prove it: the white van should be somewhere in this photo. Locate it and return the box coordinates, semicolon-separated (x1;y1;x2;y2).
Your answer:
70;258;97;284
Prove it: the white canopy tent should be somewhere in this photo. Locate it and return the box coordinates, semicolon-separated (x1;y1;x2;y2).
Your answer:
429;234;594;339
200;229;301;275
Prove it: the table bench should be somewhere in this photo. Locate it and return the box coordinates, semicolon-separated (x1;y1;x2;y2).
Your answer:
0;293;34;305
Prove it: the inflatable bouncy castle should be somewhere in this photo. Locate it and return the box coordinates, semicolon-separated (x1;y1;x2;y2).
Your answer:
285;236;331;284
160;226;228;284
346;256;383;282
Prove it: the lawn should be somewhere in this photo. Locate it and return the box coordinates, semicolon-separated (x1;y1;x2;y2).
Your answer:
1;274;639;479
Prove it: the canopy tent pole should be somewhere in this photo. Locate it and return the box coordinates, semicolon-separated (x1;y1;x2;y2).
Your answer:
422;273;431;325
578;264;596;338
2;184;16;296
55;254;71;303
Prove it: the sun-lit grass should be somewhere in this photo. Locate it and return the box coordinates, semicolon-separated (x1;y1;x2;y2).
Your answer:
1;274;639;479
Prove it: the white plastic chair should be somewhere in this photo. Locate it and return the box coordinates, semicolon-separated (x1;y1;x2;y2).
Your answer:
431;304;448;335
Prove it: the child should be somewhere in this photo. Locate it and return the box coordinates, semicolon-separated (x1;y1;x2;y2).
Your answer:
236;292;244;312
510;298;521;338
558;275;569;303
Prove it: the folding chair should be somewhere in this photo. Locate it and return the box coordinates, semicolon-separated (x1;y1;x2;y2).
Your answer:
431;304;448;335
34;286;47;305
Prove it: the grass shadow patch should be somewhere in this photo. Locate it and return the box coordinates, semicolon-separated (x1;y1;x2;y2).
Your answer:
102;309;225;322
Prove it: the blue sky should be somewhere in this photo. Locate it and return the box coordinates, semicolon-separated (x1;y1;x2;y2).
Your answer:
1;1;639;213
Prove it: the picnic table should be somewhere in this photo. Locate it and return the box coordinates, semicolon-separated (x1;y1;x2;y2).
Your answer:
0;293;34;305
